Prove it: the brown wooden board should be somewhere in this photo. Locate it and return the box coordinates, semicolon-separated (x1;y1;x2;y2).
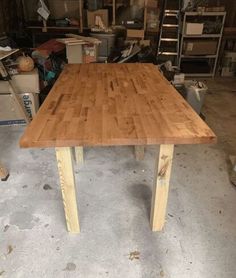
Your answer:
20;64;216;148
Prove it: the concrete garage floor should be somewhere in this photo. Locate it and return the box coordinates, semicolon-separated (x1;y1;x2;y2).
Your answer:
0;78;236;278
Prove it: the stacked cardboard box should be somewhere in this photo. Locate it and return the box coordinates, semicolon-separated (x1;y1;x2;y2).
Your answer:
183;40;218;55
0;69;39;125
185;23;204;35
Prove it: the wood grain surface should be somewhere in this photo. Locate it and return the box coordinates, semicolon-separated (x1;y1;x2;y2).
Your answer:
55;147;80;233
20;64;216;148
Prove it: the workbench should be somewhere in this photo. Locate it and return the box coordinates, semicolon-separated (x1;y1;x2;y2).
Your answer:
20;63;216;233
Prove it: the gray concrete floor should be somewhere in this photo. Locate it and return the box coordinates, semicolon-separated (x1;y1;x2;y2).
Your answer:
0;78;236;278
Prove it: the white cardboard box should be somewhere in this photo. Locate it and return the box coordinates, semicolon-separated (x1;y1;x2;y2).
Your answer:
185;23;204;35
66;44;83;64
0;92;39;125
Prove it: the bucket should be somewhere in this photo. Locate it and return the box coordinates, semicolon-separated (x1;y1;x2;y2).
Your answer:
184;80;208;115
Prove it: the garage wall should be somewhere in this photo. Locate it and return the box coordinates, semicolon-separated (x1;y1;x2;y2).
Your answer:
207;0;235;27
0;0;23;36
222;0;236;27
1;0;236;36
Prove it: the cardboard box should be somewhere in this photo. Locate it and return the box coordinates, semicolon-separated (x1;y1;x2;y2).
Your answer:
0;69;40;94
0;69;40;125
66;44;83;64
127;29;145;39
87;9;109;28
183;40;218;55
0;92;39;125
205;6;225;12
63;43;98;64
83;44;98;63
185;23;204;35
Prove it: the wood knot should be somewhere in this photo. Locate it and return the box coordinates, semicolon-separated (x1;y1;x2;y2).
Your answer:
161;155;168;161
158;161;169;178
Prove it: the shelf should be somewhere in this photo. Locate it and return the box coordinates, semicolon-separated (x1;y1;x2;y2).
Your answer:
179;11;226;77
183;34;221;38
161;38;178;41
146;29;159;33
165;10;179;13
184;73;214;77
224;27;236;35
181;55;217;58
27;26;80;30
184;11;226;16
159;52;178;56
163;24;178;27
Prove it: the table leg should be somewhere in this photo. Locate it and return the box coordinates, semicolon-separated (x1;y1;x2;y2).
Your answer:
0;163;9;181
150;144;174;231
134;146;145;161
74;147;84;165
55;147;80;233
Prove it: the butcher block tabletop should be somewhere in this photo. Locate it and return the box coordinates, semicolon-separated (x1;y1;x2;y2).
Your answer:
20;63;216;148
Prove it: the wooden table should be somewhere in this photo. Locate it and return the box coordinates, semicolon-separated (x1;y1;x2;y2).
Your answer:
20;64;216;233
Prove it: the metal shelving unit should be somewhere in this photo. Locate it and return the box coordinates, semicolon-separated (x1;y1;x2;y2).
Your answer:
179;11;226;77
22;0;84;33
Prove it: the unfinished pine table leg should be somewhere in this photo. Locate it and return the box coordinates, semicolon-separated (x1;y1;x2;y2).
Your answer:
55;147;80;233
150;144;174;231
134;146;145;161
74;147;84;165
0;163;9;181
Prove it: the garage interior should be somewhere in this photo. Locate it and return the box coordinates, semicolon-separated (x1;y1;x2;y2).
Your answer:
0;0;236;277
